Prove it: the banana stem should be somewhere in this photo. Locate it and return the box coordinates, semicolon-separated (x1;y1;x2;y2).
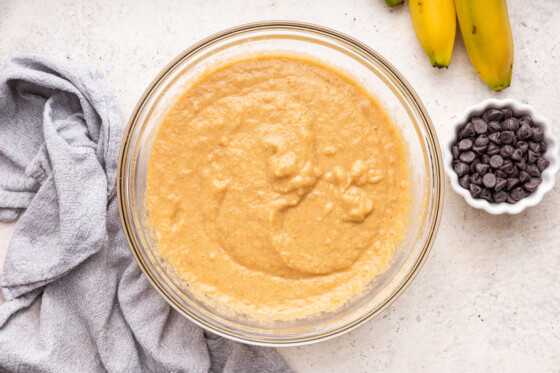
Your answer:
385;0;404;7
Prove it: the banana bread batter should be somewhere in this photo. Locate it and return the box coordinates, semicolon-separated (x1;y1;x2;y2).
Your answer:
146;56;410;319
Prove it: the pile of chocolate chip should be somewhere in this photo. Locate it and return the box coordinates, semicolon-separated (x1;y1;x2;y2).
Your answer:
452;107;550;204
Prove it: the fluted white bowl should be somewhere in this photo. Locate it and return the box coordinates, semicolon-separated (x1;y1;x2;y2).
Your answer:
444;98;559;215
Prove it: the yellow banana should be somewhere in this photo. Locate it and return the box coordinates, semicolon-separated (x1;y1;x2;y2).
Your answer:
455;0;514;91
410;0;456;68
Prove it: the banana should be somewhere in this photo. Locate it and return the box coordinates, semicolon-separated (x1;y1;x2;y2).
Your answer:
455;0;514;91
386;0;404;6
410;0;456;68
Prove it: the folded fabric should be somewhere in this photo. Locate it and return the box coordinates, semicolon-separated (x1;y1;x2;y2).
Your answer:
0;55;291;373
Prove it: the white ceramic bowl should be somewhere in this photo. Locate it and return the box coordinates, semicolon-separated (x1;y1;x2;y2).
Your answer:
444;98;560;215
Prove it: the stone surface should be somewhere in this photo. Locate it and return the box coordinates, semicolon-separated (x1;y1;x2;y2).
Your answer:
1;0;559;372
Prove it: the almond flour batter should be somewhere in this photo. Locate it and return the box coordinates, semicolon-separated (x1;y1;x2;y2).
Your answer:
146;56;410;319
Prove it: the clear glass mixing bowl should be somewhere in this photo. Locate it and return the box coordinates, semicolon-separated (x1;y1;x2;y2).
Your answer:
117;21;444;346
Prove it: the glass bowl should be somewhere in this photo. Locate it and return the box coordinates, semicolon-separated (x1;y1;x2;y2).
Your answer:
117;21;444;346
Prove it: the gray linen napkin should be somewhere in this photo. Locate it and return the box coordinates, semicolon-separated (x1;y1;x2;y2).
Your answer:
0;55;292;373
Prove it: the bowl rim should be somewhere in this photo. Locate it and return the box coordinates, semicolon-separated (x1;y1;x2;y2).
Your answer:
443;98;560;215
117;20;445;346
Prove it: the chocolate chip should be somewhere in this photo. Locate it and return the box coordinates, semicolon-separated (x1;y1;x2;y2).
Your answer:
529;142;541;154
501;108;513;119
506;178;519;191
482;173;497;188
458;121;475;139
515;141;529;154
474;135;489;147
536;157;550;172
472;118;488;134
506;195;517;204
519;170;531;183
488;132;501;144
516;141;528;153
511;149;523;161
475;163;490;175
502;118;519;132
496;170;507;178
510;167;519;178
469;184;482;198
495;177;507;192
531;126;544;142
524;177;542;192
452;145;460;159
494;190;508;203
486;142;501;155
470;159;480;173
528;150;539;164
500;145;514;158
540;140;547;153
459;151;476;163
458;138;473;151
488;121;501;133
489;155;504;168
500;163;514;176
510;187;525;201
472;145;487;155
500;131;515;144
486;109;504;122
459;174;470;189
480;188;493;202
470;172;482;185
454;162;470;177
515;158;527;171
519;114;533;126
527;164;541;177
517;123;532;140
481;154;490;164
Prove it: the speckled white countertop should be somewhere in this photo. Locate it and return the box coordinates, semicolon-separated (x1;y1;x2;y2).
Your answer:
1;1;559;371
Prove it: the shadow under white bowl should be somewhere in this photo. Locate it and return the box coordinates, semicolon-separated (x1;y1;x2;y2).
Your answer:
444;98;560;215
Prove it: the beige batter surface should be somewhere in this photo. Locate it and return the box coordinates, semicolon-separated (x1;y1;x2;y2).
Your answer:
146;55;410;319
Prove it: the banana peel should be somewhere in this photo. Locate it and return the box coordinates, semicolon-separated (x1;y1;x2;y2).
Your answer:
410;0;457;68
455;0;514;91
